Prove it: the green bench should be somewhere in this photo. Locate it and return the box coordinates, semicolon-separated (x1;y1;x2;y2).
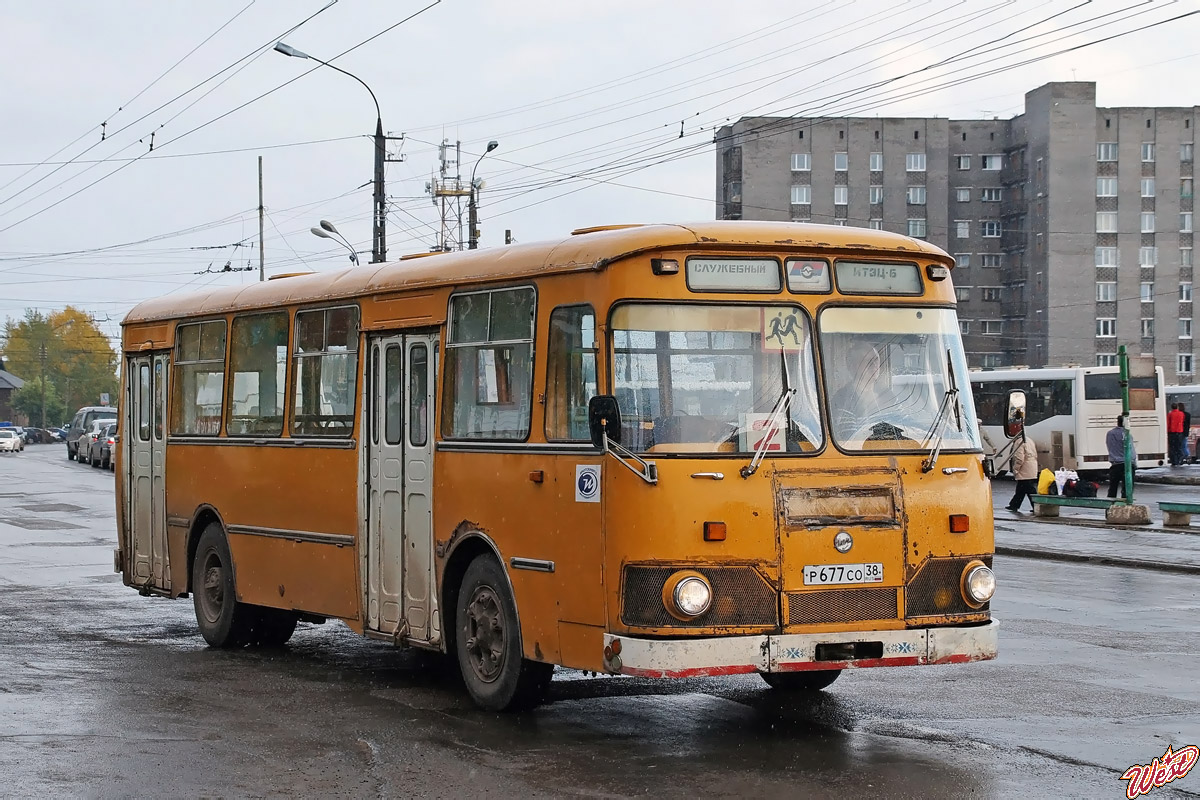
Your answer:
1159;502;1200;528
1029;494;1122;517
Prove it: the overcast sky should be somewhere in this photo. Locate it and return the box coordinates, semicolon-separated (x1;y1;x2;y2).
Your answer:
2;0;1198;349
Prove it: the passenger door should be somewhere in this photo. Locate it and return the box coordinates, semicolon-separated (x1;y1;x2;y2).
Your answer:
128;353;170;591
366;333;438;644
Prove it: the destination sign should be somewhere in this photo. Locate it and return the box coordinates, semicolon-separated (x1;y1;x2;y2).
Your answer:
686;257;781;292
835;261;922;295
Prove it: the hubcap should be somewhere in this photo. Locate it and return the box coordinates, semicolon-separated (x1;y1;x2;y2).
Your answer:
199;551;225;624
464;584;505;683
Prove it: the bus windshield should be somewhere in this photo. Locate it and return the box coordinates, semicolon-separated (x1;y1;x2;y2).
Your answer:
820;306;981;451
611;303;823;454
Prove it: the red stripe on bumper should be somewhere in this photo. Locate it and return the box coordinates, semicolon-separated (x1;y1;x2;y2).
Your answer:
620;664;760;679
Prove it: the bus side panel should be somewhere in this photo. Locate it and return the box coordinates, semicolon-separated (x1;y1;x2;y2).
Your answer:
165;442;361;620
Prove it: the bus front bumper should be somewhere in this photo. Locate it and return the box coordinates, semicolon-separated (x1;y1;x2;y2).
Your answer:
602;619;998;678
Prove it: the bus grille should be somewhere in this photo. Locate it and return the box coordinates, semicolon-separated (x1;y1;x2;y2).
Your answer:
904;556;992;618
786;587;899;625
620;565;777;628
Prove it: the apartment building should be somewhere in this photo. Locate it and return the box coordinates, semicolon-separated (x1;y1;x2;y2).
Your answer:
715;82;1197;382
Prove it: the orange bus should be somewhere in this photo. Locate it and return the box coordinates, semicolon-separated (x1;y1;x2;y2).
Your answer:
116;221;997;710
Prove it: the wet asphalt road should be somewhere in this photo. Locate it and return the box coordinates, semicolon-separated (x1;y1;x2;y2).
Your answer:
2;446;1198;798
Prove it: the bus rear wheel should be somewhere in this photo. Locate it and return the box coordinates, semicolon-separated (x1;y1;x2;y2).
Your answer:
454;556;552;711
191;523;255;648
760;670;843;692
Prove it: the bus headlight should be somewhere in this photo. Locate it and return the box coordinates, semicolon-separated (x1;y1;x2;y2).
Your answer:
662;571;713;619
961;562;995;607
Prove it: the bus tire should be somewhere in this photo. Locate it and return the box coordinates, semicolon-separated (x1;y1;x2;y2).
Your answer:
191;523;254;648
248;607;298;647
760;670;842;692
454;555;552;712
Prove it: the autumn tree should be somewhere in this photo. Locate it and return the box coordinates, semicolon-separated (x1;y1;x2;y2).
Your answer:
1;307;118;427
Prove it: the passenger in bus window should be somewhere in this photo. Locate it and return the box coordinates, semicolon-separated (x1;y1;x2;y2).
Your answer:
830;341;888;438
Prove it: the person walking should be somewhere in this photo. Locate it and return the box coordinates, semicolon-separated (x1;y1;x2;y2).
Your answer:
1006;433;1039;512
1106;416;1137;498
1167;403;1185;466
1182;405;1193;464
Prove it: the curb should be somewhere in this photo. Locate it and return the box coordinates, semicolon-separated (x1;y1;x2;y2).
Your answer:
995;545;1200;575
1136;474;1200;486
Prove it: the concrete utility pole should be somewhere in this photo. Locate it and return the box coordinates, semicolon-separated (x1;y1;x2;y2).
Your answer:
468;141;499;250
39;342;46;428
258;156;265;281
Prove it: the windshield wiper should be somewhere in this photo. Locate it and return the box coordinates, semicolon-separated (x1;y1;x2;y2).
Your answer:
920;349;963;473
741;348;796;478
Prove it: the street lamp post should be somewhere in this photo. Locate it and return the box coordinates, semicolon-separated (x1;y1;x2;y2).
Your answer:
468;140;499;250
275;42;387;263
311;219;360;266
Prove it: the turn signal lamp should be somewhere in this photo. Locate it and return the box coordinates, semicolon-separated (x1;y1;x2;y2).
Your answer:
651;258;679;275
949;514;970;533
703;521;727;541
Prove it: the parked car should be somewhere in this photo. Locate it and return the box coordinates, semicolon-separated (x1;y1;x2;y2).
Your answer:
65;406;117;461
78;420;111;465
22;427;53;444
94;423;118;470
11;425;27;444
49;427;66;442
0;428;20;453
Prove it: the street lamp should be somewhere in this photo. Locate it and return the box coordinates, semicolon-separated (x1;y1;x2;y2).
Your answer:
311;219;359;266
275;41;387;264
468;140;499;250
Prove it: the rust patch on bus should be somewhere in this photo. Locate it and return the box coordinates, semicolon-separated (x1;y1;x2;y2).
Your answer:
436;519;485;559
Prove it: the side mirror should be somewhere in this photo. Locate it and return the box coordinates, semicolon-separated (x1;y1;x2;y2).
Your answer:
1003;390;1027;439
588;395;622;449
982;456;995;479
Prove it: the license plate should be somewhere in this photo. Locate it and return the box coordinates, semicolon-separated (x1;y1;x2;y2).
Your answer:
803;563;884;585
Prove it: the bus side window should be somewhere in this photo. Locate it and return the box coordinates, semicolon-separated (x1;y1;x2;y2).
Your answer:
545;305;597;441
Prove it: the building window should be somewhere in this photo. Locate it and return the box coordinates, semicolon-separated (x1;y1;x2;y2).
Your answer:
869;152;883;171
1142;142;1155;162
980;187;1002;202
1096;212;1118;233
956;287;971;302
443;287;536;440
981;320;1003;335
1097;318;1116;337
292;306;360;437
1140;212;1155;233
956;155;971;170
791;185;811;204
1182;143;1194;162
1183;178;1194;199
1182;212;1194;233
833;220;848;226
834;152;848;171
1180;318;1193;339
545;305;598;441
1183;248;1194;267
868;218;883;230
833;186;848;205
906;152;926;171
956;220;970;238
980;253;1003;268
959;320;971;335
980;154;1002;170
981;353;1004;368
981;220;1001;238
1097;142;1119;161
1096;246;1118;267
981;287;1002;302
1141;178;1156;198
1096;177;1118;197
955;253;971;268
1141;318;1154;338
868;186;883;204
1096;353;1118;367
227;312;288;437
907;219;927;238
1182;282;1194;302
1139;247;1158;267
172;319;227;436
1179;354;1195;374
956;187;970;202
791;153;811;171
1140;282;1155;302
1096;282;1116;302
907;186;926;205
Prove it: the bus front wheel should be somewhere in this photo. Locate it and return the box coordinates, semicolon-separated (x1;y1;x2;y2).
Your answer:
191;523;255;648
454;555;552;711
760;670;843;692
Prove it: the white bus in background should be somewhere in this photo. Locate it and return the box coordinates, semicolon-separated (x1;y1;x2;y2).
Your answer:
969;365;1167;474
1165;384;1200;463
